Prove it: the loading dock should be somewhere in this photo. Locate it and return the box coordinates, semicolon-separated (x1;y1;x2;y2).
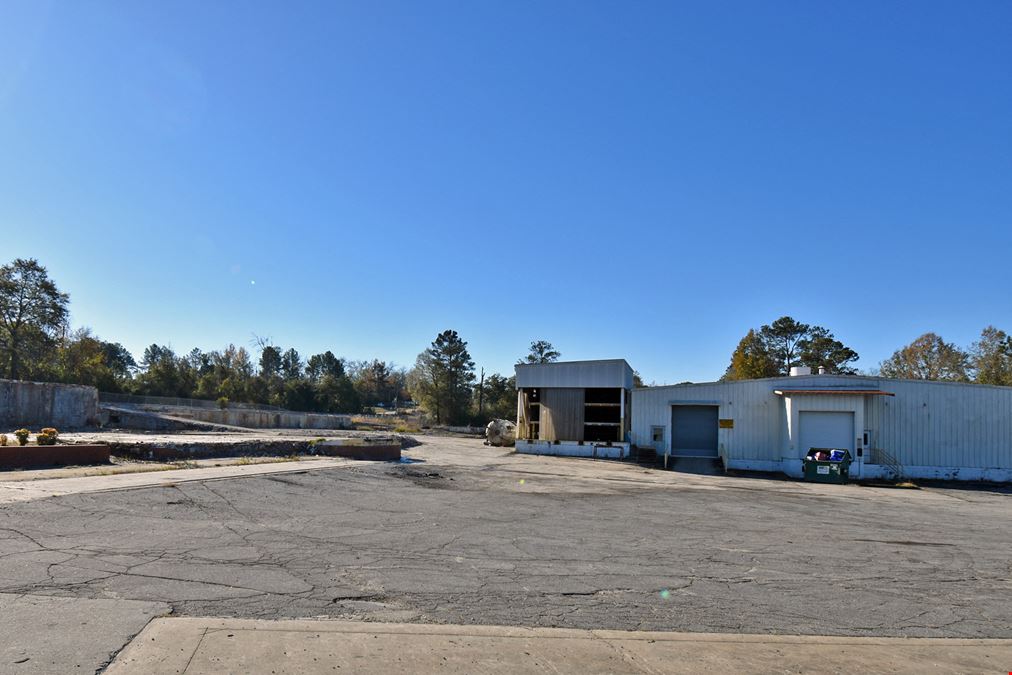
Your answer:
670;405;719;458
515;360;634;458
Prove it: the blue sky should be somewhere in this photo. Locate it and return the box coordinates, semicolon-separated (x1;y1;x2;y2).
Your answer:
2;0;1010;384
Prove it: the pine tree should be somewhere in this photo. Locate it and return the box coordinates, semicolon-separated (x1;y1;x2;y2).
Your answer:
410;330;476;425
521;340;561;364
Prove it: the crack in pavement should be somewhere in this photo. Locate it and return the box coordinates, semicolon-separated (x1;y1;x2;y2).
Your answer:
0;438;1010;640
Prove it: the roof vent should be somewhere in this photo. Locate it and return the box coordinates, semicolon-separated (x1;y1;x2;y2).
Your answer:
790;366;812;377
818;366;827;375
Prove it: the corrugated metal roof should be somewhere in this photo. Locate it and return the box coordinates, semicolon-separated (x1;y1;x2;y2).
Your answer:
637;373;1012;392
515;359;634;389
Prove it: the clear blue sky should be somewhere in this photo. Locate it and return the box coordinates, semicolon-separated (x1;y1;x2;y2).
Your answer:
2;1;1010;384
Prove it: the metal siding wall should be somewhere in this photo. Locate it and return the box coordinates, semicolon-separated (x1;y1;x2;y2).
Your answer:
633;376;1012;471
876;380;1012;469
540;388;585;441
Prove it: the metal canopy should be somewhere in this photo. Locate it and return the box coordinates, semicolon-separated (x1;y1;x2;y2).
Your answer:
773;389;895;396
667;400;722;406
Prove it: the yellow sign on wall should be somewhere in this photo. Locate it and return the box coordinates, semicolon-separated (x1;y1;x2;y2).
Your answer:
719;419;734;429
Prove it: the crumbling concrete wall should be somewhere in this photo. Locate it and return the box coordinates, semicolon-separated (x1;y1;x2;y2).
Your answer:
191;409;353;430
126;406;353;430
0;379;99;429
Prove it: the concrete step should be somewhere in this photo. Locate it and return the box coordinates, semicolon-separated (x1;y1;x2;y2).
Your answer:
106;618;1012;674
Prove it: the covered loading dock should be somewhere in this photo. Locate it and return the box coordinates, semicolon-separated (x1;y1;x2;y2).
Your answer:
515;359;634;458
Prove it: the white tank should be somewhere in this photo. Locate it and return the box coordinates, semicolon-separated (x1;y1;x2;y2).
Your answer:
485;419;517;447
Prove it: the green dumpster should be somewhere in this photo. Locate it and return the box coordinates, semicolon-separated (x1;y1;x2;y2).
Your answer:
802;448;852;484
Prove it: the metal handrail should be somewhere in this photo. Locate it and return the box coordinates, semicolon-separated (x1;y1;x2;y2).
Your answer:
871;447;904;480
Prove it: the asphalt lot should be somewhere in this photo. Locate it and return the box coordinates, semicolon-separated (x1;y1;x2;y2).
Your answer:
1;437;1010;670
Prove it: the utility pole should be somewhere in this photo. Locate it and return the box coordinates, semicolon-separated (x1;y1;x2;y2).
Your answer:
478;367;485;417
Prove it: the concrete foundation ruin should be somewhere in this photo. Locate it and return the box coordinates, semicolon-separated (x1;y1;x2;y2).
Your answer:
0;379;98;429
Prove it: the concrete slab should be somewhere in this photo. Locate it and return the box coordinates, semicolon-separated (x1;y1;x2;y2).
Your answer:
1;436;1010;660
0;456;362;504
107;618;1012;674
0;593;168;674
0;454;336;482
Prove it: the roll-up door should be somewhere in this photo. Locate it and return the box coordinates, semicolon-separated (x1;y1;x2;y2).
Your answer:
670;405;719;457
799;411;854;454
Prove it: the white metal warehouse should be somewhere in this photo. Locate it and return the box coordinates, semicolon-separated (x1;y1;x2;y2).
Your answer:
630;371;1012;481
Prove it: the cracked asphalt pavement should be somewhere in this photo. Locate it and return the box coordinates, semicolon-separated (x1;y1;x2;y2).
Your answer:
1;436;1010;670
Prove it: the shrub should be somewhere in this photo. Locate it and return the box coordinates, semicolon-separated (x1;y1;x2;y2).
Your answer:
37;428;59;445
217;396;229;410
14;429;30;446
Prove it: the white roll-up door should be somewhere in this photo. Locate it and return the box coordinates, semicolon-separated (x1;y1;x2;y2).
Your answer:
799;411;854;454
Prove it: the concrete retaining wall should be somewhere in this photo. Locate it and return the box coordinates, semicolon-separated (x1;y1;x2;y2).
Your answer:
0;380;99;429
516;440;630;459
315;439;401;461
146;407;353;430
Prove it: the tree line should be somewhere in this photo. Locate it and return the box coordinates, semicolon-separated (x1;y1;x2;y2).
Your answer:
878;329;1012;385
723;316;859;380
4;260;1011;426
132;341;408;414
0;258;558;424
723;315;1012;386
